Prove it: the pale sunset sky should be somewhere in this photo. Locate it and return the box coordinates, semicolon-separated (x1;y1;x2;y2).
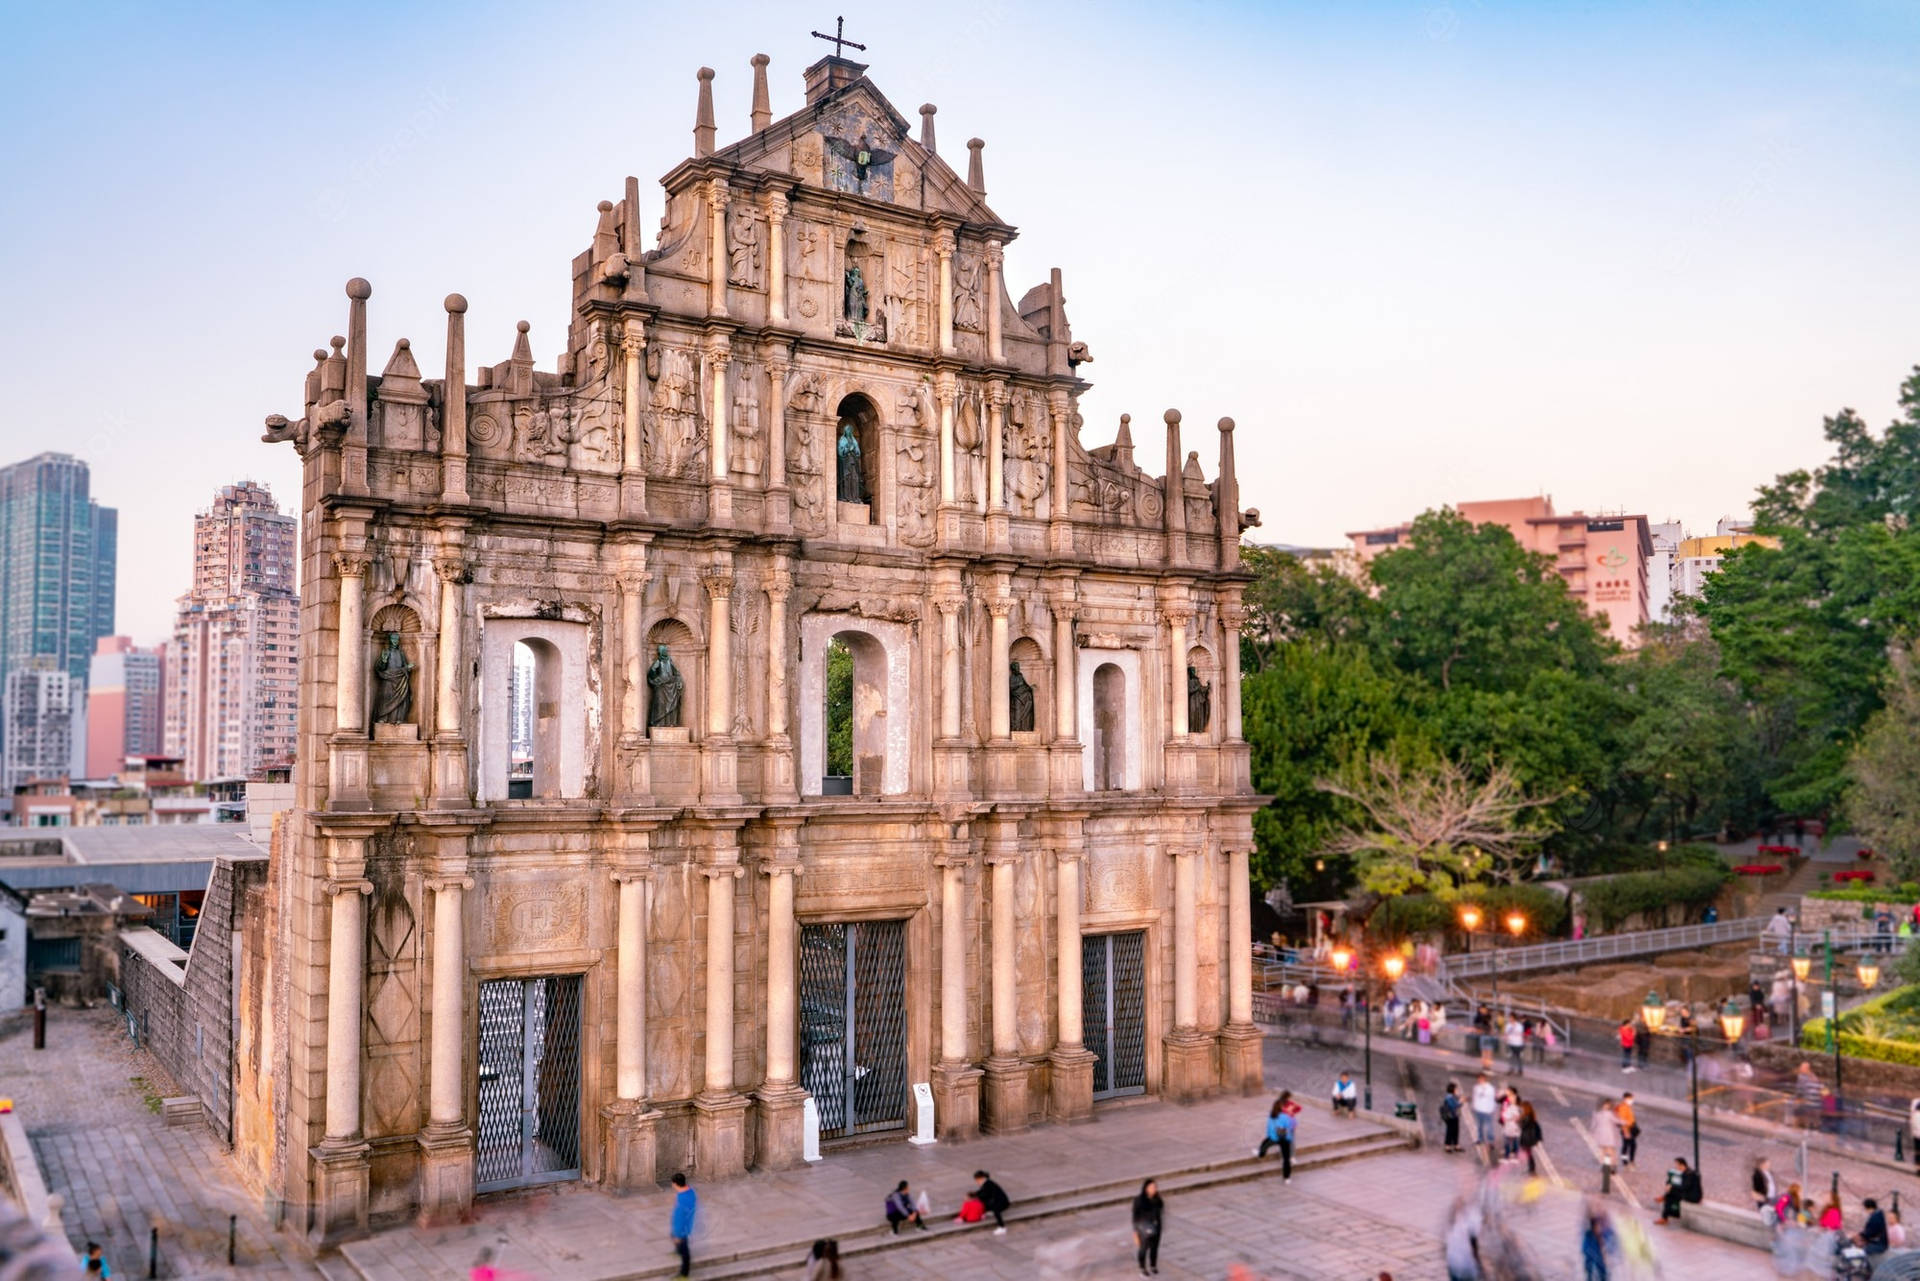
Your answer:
1;1;1917;641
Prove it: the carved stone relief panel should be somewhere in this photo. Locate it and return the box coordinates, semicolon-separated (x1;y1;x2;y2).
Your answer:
482;877;591;955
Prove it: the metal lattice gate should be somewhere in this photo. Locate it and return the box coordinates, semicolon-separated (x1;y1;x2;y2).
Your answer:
799;920;908;1139
1083;931;1147;1098
475;975;583;1192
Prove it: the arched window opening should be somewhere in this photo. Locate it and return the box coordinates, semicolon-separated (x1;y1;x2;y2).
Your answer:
1093;663;1126;791
508;641;535;798
505;638;563;799
823;637;854;792
817;629;889;796
832;393;880;515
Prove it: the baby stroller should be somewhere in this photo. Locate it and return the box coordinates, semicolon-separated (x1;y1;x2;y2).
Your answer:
1834;1242;1874;1280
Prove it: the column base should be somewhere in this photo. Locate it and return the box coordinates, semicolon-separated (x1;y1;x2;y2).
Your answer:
753;1082;810;1171
692;1091;751;1178
1162;742;1200;795
931;1061;983;1140
1217;1022;1266;1096
1163;1030;1218;1103
415;1124;474;1225
429;737;469;809
1047;1045;1097;1123
601;1099;663;1192
307;1139;370;1246
980;1056;1030;1135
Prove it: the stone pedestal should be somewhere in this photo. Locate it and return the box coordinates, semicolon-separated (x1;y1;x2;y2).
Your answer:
980;1056;1030;1135
692;1092;750;1177
1162;742;1199;796
613;739;653;805
753;1083;810;1170
326;736;371;811
429;737;469;809
1048;742;1084;797
1047;1045;1097;1123
416;1125;474;1225
931;1061;983;1140
601;1100;663;1192
1217;1023;1265;1096
700;739;741;806
620;474;648;520
307;1140;370;1245
1162;1030;1217;1103
933;743;973;799
765;484;792;532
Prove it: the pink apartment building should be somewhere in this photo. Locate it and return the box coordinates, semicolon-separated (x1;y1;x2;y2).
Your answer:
1347;496;1653;646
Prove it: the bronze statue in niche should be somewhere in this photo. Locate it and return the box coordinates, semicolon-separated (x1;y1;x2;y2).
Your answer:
371;632;415;724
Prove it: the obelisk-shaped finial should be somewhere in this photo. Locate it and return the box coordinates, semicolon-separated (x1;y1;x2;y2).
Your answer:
920;104;938;153
1163;408;1186;564
967;137;986;195
1216;417;1238;570
441;295;468;503
750;54;772;132
694;67;717;157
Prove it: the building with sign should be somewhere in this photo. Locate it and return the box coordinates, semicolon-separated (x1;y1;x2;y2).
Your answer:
243;48;1262;1241
1348;496;1653;645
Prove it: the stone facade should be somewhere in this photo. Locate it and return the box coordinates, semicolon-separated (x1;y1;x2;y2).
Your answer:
254;52;1263;1242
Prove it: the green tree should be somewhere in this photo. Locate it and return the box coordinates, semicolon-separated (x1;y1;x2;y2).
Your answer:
825;638;852;777
1238;544;1373;673
1615;621;1764;842
1847;643;1920;882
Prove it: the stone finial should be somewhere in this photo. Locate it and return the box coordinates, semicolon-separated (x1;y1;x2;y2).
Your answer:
750;54;772;133
512;320;532;365
593;199;619;263
442;295;469;490
378;337;423;400
920;104;938;153
1113;412;1135;470
1047;267;1068;376
966;138;986;195
1163;409;1186;535
444;293;468;315
1216;417;1239;570
623;176;642;254
345;279;371;438
694;67;717;157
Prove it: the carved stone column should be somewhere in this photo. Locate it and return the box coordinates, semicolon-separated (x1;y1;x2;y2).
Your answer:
1218;846;1264;1094
419;872;475;1223
334;555;369;734
706;338;732;523
755;832;808;1168
936;593;962;740
1047;389;1071;554
986;381;1009;549
987;592;1011;742
311;874;371;1243
765;193;788;324
1163;847;1214;1101
1049;849;1095;1121
935;370;957;506
701;568;740;804
1166;607;1190;739
1220;603;1245;741
693;858;749;1176
618;571;647;745
603;867;662;1190
763;346;791;530
762;566;796;801
440;294;469;503
931;849;981;1138
706;178;730;318
982;841;1028;1133
1046;578;1082;795
985;240;1004;363
430;554;469;808
620;322;647;515
935;227;956;354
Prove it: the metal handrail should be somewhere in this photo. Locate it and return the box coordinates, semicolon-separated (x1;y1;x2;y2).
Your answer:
1443;916;1769;980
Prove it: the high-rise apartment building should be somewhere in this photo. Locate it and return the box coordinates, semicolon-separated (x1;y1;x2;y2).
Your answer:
166;482;299;780
0;453;116;778
3;658;73;792
86;635;166;777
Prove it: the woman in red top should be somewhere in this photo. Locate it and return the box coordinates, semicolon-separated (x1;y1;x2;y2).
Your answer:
1618;1019;1636;1072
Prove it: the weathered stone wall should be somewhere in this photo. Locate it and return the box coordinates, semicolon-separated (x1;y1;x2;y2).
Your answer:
118;856;268;1147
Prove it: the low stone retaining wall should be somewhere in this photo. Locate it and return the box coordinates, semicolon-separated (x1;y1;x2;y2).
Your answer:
1749;1040;1920;1095
0;1109;59;1234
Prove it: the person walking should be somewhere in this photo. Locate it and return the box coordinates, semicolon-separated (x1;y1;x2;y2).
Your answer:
885;1180;929;1232
1474;1006;1495;1069
1819;1192;1844;1232
1581;1209;1616;1281
972;1171;1011;1235
1589;1098;1621;1174
1131;1178;1164;1276
1616;1093;1638;1168
79;1243;111;1278
1499;1088;1522;1163
1504;1015;1526;1076
1518;1101;1543;1176
1617;1018;1636;1072
803;1240;842;1281
1471;1073;1498;1157
1439;1081;1463;1154
1751;1156;1776;1222
1257;1094;1297;1180
1634;1015;1651;1069
1765;906;1794;954
669;1172;698;1279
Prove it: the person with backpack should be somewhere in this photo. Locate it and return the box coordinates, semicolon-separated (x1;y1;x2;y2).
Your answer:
972;1171;1011;1235
668;1172;697;1279
1616;1093;1638;1168
886;1179;929;1232
1655;1157;1701;1224
1518;1100;1543;1176
1131;1178;1164;1276
1439;1081;1464;1154
1256;1094;1297;1181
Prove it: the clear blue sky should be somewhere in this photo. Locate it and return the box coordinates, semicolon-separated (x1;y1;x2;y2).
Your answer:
2;1;1917;640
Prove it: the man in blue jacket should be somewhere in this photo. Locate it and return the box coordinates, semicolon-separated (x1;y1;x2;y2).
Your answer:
669;1171;697;1278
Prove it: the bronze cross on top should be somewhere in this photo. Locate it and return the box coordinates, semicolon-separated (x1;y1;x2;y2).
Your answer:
810;16;866;59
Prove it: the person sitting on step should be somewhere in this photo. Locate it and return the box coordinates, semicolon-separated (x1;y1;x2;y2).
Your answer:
1332;1070;1359;1117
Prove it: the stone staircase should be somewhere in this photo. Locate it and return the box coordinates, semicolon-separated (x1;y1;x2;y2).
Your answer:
604;1124;1412;1281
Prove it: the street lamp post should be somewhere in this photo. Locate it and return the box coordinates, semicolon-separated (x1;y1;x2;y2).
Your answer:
1789;923;1808;1046
1717;998;1746;1167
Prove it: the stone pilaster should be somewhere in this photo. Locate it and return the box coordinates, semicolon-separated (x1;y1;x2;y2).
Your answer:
429;553;468;808
763;344;792;530
418;871;475;1224
935;226;956;355
700;566;741;804
932;850;982;1138
1218;846;1264;1095
619;321;648;516
604;867;662;1191
755;837;808;1168
706;178;730;317
985;240;1004;363
705;336;733;524
982;843;1029;1134
1163;847;1214;1101
764;192;788;324
310;872;372;1243
694;858;748;1176
1047;388;1072;554
1048;849;1095;1122
985;381;1009;549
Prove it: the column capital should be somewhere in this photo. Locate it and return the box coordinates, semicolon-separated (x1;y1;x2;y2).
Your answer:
985;239;1003;266
706;177;731;207
701;569;735;600
1050;846;1086;866
620;322;647;357
763;191;789;222
764;579;792;606
617;568;651;593
931;590;964;615
1160;606;1192;630
761;341;793;373
609;868;655;886
333;554;371;579
433;556;468;585
934;369;958;400
325;878;374;897
933;228;957;257
699;864;747;881
985;596;1012;620
704;336;732;364
983;848;1022;868
1217;601;1246;629
757;859;802;878
1162;846;1200;862
425;875;474;893
986;378;1010;407
1046;387;1071;414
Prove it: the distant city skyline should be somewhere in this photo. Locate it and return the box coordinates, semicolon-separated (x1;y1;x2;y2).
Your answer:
3;3;1918;641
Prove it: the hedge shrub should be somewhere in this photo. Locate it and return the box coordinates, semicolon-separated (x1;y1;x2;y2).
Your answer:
1368;883;1568;943
1809;883;1920;905
1578;863;1731;932
1800;985;1920;1067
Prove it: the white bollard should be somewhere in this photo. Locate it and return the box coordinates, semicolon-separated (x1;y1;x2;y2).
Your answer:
908;1081;937;1146
802;1095;822;1163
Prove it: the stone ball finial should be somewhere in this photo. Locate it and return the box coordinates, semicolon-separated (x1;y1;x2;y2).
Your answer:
330;335;346;352
444;293;468;314
1218;416;1235;433
1120;412;1131;425
968;137;984;152
396;338;410;350
752;53;770;68
312;349;328;362
921;103;937;118
598;200;614;213
346;277;372;300
698;66;715;82
517;320;531;334
1164;408;1182;426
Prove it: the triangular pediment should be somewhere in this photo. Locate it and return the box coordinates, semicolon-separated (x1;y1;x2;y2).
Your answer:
710;77;1005;227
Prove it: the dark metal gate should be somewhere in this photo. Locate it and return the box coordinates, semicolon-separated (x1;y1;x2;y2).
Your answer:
1083;931;1147;1098
799;920;908;1138
475;975;583;1192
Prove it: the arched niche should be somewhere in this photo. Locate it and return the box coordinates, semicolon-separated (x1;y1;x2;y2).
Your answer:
367;604;424;729
1009;635;1048;738
798;612;912;797
1186;643;1217;738
480;618;591;802
643;617;700;738
831;392;881;511
1078;649;1143;792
